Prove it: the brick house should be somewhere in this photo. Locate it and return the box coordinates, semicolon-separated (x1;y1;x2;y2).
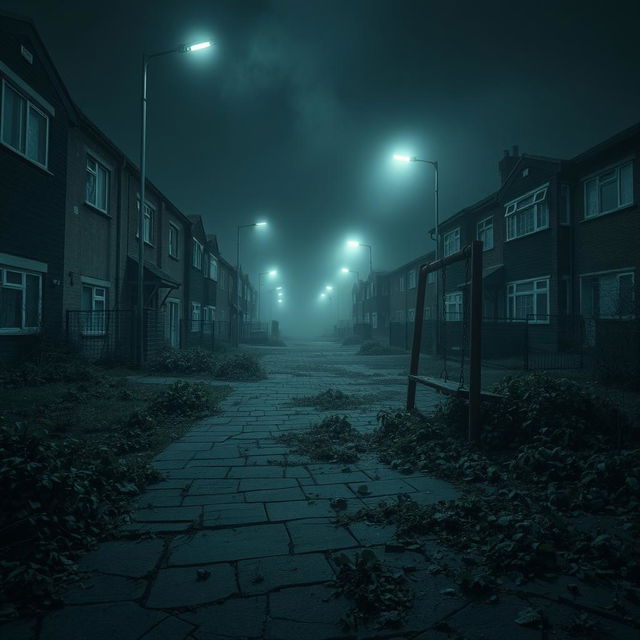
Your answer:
217;256;236;343
0;13;76;362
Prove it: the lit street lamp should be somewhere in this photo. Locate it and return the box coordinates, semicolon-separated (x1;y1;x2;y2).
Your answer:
236;221;267;345
137;39;211;365
346;240;373;276
341;267;362;324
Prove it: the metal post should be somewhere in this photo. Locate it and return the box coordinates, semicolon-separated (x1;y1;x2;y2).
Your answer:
468;240;483;443
235;225;240;347
137;55;149;366
407;263;429;410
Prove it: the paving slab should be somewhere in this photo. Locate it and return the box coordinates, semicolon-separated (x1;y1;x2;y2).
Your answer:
238;553;334;594
78;539;164;577
347;478;418;497
182;492;245;506
139;615;195;639
238;477;299;492
132;505;201;522
188;479;239;495
244;486;306;502
302;470;371;485
302;482;357;500
287;519;359;553
183;595;267;639
146;563;237;608
63;573;146;605
169;524;291;565
203;502;268;527
40;602;164;640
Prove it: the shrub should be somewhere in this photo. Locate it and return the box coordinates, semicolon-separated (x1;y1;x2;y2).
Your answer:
150;380;212;415
149;347;217;374
357;341;404;356
214;353;266;381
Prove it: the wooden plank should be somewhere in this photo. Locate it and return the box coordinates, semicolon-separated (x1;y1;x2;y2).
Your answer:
408;375;504;401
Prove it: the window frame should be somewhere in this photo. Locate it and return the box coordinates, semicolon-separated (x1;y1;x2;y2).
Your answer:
579;268;635;319
504;185;549;241
81;284;107;335
506;276;550;324
85;154;110;213
192;238;203;270
168;223;179;259
1;79;50;170
207;254;218;281
444;292;463;321
190;302;201;331
582;161;633;220
476;216;494;251
408;268;417;289
0;266;42;334
443;228;460;257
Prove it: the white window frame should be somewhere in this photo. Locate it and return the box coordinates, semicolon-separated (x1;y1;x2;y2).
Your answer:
444;292;462;321
408;269;417;289
476;216;494;251
168;223;179;258
506;276;550;324
191;302;201;331
0;266;42;334
583;161;633;220
192;239;203;269
1;79;50;169
207;254;218;281
85;155;109;213
81;284;107;335
579;268;635;319
443;228;460;257
505;185;549;241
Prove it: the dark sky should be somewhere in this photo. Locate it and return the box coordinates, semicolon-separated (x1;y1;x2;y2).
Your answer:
6;0;640;335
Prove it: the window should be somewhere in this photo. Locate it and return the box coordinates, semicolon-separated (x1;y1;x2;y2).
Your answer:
428;271;436;284
191;302;201;331
136;200;155;244
399;276;405;292
580;270;635;319
444;292;462;321
507;277;549;323
85;156;109;212
443;228;460;256
0;267;41;332
203;306;215;331
168;224;179;258
505;186;549;240
584;162;633;219
207;255;218;281
192;239;203;269
81;285;107;334
424;305;432;319
408;269;417;289
477;216;494;250
408;308;415;322
372;312;378;329
1;80;49;168
559;184;570;225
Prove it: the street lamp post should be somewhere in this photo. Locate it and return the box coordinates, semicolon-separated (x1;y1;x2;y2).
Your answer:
137;40;211;366
347;240;373;277
341;267;361;325
393;154;439;350
236;221;267;346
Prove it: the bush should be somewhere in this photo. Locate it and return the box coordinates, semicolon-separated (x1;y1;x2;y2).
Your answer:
357;341;404;356
149;347;217;374
150;380;212;415
214;353;266;381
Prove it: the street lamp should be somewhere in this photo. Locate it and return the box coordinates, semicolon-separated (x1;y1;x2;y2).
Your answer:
236;221;267;346
258;269;277;322
341;267;362;324
346;240;373;276
137;39;211;365
393;152;440;350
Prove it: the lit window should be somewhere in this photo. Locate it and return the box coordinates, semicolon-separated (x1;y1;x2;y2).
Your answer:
583;162;633;219
1;80;49;168
86;156;109;212
0;267;42;332
443;228;460;256
505;187;549;240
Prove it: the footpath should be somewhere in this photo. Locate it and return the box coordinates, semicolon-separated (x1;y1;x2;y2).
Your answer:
4;340;638;639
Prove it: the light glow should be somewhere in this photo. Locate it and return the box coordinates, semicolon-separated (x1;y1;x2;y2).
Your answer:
341;267;349;273
256;221;267;227
268;269;277;276
347;240;359;248
325;285;333;291
393;154;412;163
186;41;212;52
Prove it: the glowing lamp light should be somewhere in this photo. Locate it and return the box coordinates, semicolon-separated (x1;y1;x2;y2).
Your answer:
341;267;349;273
347;240;359;248
325;285;333;291
256;221;267;227
320;293;326;298
268;269;277;276
186;41;212;52
393;154;412;163
276;286;283;290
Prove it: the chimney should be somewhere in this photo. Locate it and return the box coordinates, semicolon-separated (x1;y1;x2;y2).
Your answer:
499;145;520;184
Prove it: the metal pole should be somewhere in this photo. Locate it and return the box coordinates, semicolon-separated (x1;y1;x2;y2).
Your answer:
434;161;439;355
137;55;148;366
407;263;429;410
257;272;262;323
468;240;483;443
235;225;240;347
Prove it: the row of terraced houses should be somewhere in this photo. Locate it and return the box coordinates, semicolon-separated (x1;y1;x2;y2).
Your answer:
0;14;258;364
352;127;639;368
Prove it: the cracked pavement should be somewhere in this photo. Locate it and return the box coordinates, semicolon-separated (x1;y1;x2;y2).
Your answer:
3;339;639;639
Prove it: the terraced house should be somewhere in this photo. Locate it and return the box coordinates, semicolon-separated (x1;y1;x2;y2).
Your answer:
0;13;255;364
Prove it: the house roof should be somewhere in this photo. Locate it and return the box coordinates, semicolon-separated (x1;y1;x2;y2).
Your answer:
569;120;640;164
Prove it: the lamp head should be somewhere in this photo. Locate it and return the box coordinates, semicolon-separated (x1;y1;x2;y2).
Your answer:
393;154;412;163
184;41;212;52
347;240;359;248
255;221;267;227
341;267;349;273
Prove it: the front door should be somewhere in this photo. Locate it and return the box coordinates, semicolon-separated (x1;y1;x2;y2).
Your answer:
168;299;180;347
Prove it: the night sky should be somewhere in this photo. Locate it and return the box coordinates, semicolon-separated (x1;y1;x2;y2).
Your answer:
6;0;640;335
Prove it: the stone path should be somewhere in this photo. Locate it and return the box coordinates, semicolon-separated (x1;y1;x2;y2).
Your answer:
3;340;638;639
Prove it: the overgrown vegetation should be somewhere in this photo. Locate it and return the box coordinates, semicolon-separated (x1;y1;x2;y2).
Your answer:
342;335;363;346
288;388;380;411
149;347;266;380
0;352;229;618
357;341;404;356
277;415;368;463
331;549;414;630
